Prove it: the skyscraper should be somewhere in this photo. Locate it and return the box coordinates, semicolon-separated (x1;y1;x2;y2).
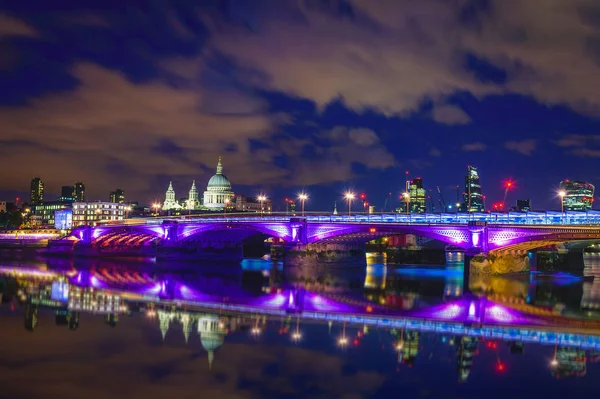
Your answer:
461;166;484;213
58;185;76;203
109;189;125;204
74;182;85;202
30;178;44;205
560;180;595;211
408;178;426;213
398;177;426;213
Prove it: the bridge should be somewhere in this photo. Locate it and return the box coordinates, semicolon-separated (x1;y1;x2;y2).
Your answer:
69;212;600;257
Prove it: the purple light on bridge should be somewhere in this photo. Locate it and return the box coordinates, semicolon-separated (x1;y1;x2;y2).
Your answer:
90;275;103;288
250;293;288;308
484;303;536;325
303;292;354;312
176;283;214;301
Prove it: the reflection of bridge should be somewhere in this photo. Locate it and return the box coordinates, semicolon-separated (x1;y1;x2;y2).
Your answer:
69;213;600;256
6;266;600;351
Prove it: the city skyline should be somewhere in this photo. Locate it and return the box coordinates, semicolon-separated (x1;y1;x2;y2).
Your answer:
2;2;600;210
14;165;597;213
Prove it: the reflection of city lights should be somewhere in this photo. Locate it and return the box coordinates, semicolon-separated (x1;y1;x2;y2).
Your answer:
550;359;559;367
146;309;156;318
338;336;348;346
291;332;302;341
395;342;404;351
251;327;261;335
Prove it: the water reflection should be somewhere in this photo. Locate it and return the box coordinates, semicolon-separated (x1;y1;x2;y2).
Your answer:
4;255;600;396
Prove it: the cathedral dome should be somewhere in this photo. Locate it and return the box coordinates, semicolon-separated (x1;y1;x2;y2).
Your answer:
207;173;231;191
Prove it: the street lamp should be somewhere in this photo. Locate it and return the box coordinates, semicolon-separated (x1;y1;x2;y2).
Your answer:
298;193;308;217
403;192;410;215
257;195;267;217
344;192;355;216
152;203;161;216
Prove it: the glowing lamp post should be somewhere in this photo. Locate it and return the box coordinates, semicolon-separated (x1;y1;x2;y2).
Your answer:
298;193;308;217
403;192;410;215
559;190;566;223
152;203;161;216
257;195;267;217
344;192;355;216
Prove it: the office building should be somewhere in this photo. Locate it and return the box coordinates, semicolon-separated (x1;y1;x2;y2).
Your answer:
110;189;125;204
560;180;595;211
58;185;76;203
54;209;73;230
72;202;128;226
235;195;271;214
461;166;484;212
408;178;426;213
74;182;85;202
516;199;531;212
30;178;44;205
31;201;70;226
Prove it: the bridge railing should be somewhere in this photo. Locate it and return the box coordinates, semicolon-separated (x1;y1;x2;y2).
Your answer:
96;210;600;227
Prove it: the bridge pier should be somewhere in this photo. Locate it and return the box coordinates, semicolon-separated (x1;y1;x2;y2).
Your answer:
282;242;367;293
463;254;473;294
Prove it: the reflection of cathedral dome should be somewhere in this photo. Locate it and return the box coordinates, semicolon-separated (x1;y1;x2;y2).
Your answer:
198;314;227;369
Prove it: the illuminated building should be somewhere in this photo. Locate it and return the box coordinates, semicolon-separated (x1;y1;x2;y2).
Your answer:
0;201;6;212
31;201;70;226
560;180;595;211
187;181;199;210
30;177;44;205
551;347;587;378
109;188;125;203
456;336;478;382
203;157;235;210
235;194;272;214
72;202;127;226
399;330;420;366
54;209;73;229
461;166;484;212
162;181;182;211
74;182;85;202
516;199;531;212
409;178;426;213
58;185;76;203
68;286;125;314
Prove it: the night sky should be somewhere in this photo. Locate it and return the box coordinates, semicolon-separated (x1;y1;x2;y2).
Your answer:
2;1;600;210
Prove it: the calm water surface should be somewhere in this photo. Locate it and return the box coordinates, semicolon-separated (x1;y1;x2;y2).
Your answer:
0;253;600;399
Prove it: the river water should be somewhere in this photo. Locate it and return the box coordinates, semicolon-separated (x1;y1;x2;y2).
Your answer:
0;253;599;398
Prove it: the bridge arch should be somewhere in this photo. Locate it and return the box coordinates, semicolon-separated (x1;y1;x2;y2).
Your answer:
178;222;293;243
71;225;165;248
487;226;600;252
306;223;473;249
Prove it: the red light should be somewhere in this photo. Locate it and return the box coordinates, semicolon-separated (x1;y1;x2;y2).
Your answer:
366;305;373;313
369;227;376;233
360;193;366;200
496;362;506;372
353;339;359;346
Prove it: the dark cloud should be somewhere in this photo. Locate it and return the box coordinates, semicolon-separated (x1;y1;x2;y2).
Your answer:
504;139;537;156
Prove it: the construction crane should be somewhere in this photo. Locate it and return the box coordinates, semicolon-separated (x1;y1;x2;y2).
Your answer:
436;186;448;212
